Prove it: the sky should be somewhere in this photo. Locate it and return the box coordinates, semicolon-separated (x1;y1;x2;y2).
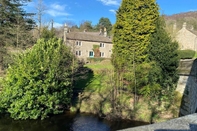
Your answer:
24;0;197;28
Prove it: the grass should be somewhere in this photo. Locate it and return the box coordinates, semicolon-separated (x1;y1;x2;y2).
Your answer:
193;52;197;59
84;60;113;72
73;60;181;123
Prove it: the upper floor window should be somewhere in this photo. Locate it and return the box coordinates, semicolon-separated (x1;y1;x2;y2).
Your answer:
100;43;105;47
76;41;82;46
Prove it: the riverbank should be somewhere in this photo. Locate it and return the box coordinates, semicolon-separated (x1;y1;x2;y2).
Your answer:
71;60;182;123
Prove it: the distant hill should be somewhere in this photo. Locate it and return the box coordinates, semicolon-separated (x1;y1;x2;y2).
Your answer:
163;11;197;35
164;11;197;20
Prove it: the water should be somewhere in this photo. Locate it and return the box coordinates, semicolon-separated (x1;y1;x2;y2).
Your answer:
0;112;148;131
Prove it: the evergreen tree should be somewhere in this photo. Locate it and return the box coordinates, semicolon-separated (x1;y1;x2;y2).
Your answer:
112;0;159;69
143;16;179;99
0;0;35;47
0;0;35;68
111;0;160;95
79;21;93;31
40;26;56;40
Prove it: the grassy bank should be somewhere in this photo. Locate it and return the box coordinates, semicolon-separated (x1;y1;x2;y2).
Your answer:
71;60;182;123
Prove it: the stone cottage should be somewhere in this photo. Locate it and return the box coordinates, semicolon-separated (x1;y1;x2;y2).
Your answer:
63;24;113;61
176;22;197;51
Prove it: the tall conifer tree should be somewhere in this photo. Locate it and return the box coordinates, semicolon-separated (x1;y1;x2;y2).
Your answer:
111;0;160;96
112;0;159;69
0;0;35;68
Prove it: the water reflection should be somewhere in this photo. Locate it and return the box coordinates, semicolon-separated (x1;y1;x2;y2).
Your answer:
72;114;110;131
0;112;148;131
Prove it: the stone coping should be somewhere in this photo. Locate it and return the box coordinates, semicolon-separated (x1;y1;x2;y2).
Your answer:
119;113;197;131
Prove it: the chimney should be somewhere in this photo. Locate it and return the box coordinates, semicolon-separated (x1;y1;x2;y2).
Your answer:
99;28;102;35
104;27;107;37
64;23;68;43
182;22;186;29
173;22;176;33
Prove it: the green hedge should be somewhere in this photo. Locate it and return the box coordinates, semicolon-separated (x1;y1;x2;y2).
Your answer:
178;50;195;59
0;38;77;120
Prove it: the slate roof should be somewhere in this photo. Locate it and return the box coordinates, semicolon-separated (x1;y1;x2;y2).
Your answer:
66;32;112;43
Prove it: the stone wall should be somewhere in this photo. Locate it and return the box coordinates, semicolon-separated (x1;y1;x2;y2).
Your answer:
176;59;197;116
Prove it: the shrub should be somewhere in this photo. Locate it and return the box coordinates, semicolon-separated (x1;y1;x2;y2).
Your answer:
0;38;77;120
178;50;195;59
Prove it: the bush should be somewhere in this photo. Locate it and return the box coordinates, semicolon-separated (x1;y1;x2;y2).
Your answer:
178;50;195;59
0;38;77;120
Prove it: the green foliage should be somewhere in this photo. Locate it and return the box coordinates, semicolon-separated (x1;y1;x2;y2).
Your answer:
147;16;179;99
0;0;35;68
96;17;112;36
111;0;160;98
178;50;195;59
79;21;93;31
0;0;35;47
93;45;99;50
40;27;56;40
0;38;77;120
92;45;100;57
112;0;159;67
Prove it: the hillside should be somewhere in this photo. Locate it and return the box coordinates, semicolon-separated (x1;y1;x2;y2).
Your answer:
164;11;197;20
164;11;197;34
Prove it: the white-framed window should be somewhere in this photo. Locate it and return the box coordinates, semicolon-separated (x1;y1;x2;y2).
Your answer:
100;52;105;57
76;41;82;46
100;43;105;47
76;50;82;56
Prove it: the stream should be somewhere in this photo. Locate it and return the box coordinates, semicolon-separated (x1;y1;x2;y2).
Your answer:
0;112;149;131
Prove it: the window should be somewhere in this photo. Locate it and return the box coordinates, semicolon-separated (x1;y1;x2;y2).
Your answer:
100;43;105;47
76;41;82;46
100;52;105;57
76;50;81;56
89;51;94;57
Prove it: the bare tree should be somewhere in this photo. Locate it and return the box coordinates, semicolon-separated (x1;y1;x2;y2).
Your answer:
35;0;47;38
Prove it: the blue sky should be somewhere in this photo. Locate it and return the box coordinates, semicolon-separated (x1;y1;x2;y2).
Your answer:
25;0;197;28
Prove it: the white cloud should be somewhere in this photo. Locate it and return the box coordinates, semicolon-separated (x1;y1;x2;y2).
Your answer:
189;9;197;12
98;0;120;6
109;9;116;14
50;3;66;11
46;3;70;17
53;22;63;28
47;10;70;17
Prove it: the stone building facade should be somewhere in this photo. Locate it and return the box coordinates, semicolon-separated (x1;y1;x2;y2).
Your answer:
63;25;113;61
176;22;197;51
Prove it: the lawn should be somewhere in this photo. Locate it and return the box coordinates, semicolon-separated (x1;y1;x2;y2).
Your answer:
84;59;113;71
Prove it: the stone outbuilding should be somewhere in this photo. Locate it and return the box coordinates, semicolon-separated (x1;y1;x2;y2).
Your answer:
176;22;197;51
